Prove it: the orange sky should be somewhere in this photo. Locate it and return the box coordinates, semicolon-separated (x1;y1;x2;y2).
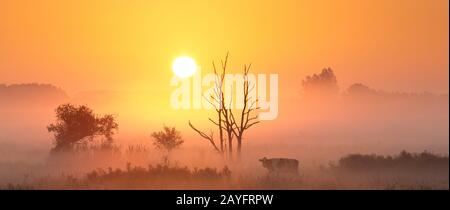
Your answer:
0;0;448;152
0;0;448;95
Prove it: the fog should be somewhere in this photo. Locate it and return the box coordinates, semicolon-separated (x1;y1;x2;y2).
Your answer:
0;76;448;188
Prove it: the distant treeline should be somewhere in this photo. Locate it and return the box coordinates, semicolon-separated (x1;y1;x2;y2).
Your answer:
0;83;67;107
334;151;449;172
302;68;449;100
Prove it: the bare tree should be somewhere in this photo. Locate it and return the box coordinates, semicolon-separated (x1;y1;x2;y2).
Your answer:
188;54;227;156
213;53;235;158
189;53;259;160
188;121;221;154
228;64;259;159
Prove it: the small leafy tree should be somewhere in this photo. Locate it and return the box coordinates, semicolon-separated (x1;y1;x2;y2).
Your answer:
47;104;118;152
151;126;184;164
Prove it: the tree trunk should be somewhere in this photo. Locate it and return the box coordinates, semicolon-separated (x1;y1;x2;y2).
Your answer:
228;137;233;158
218;112;224;152
237;137;242;160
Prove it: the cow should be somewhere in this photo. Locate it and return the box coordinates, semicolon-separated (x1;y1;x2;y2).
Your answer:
259;157;299;176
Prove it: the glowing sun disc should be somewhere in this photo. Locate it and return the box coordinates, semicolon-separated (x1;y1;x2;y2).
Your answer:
172;56;197;78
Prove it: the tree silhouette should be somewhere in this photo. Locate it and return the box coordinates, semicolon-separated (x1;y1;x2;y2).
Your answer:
228;64;259;159
302;68;339;98
47;104;118;152
151;126;184;164
189;53;233;157
189;53;259;160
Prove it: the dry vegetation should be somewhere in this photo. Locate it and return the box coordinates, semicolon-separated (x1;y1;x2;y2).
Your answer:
1;148;447;190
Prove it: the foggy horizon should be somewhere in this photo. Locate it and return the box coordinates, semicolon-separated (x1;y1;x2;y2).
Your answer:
0;0;448;191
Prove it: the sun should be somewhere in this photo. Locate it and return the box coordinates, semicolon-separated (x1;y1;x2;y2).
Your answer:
172;56;197;78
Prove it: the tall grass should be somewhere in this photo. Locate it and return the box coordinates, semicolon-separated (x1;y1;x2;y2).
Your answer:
0;149;448;189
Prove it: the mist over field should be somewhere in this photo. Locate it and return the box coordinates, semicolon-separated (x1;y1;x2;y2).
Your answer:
0;71;448;189
0;0;448;190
